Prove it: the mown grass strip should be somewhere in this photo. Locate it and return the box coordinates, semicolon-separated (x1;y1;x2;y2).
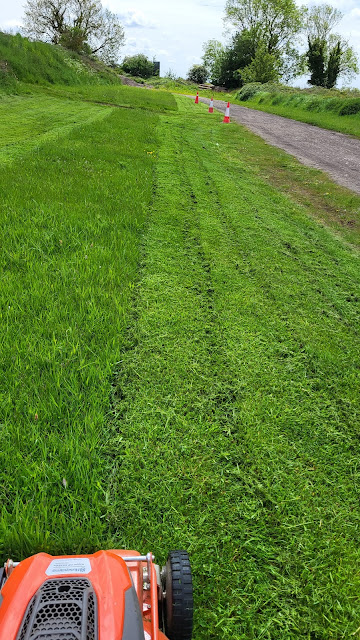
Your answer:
108;97;360;639
41;84;179;113
0;94;109;163
0;90;177;556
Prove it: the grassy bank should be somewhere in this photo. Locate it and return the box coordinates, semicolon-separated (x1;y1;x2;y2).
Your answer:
234;83;360;137
0;32;121;91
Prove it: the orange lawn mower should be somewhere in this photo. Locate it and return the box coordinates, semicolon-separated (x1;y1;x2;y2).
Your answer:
0;548;193;640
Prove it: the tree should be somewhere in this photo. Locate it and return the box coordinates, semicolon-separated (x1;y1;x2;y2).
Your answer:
304;4;358;87
224;0;305;79
326;40;341;89
23;0;124;62
187;64;208;84
306;36;326;87
241;41;280;83
121;54;154;79
305;4;342;42
202;39;225;84
202;31;256;87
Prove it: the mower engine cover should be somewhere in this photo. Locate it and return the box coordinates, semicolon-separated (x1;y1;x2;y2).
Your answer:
0;550;170;640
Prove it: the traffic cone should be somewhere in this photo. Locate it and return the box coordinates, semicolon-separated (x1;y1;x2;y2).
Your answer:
195;92;199;104
209;97;214;113
223;102;230;123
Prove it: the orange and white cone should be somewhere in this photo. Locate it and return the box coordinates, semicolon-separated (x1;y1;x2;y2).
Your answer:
195;92;199;104
209;97;214;113
223;102;230;123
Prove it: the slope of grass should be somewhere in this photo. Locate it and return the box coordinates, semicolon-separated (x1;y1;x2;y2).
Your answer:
0;94;109;163
0;32;120;89
0;88;177;555
235;84;360;137
43;83;179;112
107;97;360;639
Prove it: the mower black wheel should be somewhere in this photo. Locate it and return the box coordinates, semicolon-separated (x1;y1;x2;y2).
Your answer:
163;550;193;640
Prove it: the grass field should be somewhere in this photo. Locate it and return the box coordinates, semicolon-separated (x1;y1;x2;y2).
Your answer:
0;87;360;639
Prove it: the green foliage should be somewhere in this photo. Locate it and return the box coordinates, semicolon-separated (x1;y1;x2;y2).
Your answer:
202;39;225;84
306;36;326;87
304;5;359;87
339;98;360;115
0;66;20;94
187;64;208;84
241;41;280;83
224;0;305;80
203;30;256;87
326;40;341;88
236;82;262;100
59;26;90;54
0;32;120;87
121;54;155;79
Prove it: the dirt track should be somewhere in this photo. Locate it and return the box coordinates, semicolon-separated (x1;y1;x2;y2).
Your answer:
198;97;360;195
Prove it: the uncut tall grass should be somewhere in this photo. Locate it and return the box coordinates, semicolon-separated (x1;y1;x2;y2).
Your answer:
0;92;176;554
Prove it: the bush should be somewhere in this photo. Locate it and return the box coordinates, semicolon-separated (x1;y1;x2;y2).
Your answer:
187;64;207;84
121;54;154;79
339;99;360;116
236;83;262;101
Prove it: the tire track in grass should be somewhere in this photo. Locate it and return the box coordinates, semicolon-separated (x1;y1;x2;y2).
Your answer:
109;99;360;639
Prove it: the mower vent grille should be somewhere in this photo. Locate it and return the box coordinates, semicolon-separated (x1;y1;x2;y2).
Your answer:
16;578;98;640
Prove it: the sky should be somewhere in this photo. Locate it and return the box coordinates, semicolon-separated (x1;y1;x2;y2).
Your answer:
1;0;360;87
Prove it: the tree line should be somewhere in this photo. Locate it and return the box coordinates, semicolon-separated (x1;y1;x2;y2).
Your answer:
188;0;358;89
21;0;359;88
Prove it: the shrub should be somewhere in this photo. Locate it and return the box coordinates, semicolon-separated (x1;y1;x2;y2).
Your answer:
187;64;208;84
236;83;262;101
121;54;154;79
339;99;360;116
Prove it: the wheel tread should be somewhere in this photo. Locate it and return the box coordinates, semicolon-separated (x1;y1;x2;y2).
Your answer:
164;550;193;640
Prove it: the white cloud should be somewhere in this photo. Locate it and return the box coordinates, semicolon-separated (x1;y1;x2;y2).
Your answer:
350;8;360;18
116;9;158;29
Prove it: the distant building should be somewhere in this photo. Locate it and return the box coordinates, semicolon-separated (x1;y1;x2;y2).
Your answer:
153;61;160;76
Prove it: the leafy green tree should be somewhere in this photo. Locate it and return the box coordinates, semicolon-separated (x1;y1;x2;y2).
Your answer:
304;4;358;87
224;0;304;79
241;42;280;83
202;39;225;84
121;54;154;79
203;30;255;87
23;0;124;62
306;36;326;87
326;40;341;89
187;64;208;84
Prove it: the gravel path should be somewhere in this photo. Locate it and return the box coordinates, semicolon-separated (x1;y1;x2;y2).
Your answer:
198;97;360;195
